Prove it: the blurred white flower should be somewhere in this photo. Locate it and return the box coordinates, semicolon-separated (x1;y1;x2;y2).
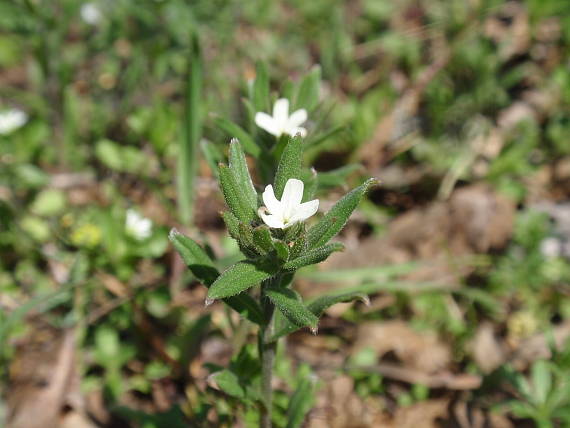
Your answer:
258;178;318;229
0;109;27;135
255;98;307;138
126;209;152;240
81;3;102;25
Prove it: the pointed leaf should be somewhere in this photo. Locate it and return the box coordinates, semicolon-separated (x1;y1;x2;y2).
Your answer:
274;134;303;199
208;260;277;300
271;290;370;340
214;116;261;158
218;163;256;223
228;138;257;209
307;178;377;249
169;228;218;285
169;229;264;324
265;288;318;330
283;242;344;271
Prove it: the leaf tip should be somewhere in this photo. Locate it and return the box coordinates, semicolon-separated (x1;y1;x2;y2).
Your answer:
205;297;215;307
361;295;371;307
168;227;180;242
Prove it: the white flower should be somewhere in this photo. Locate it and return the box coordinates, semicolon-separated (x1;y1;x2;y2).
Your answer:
81;3;102;25
258;178;318;229
0;109;27;135
255;98;307;138
125;209;152;240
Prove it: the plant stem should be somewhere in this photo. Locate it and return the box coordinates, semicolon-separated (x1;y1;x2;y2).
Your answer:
260;283;277;428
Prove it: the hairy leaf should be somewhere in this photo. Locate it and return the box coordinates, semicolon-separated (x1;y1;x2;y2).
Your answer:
228;139;257;210
265;288;318;331
218;163;256;223
283;242;344;271
307;178;377;248
272;290;370;340
274;135;303;199
169;229;264;324
252;226;274;255
274;240;290;262
208;260;277;300
169;228;218;285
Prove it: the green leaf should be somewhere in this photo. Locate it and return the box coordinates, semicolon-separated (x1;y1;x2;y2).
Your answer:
274;134;303;199
272;290;370;340
228;138;258;209
286;379;315;428
218;163;256;223
169;229;264;324
169;228;218;285
265;288;318;331
307;291;370;317
294;65;321;111
207;260;277;300
307;178;378;249
274;240;290;262
251;61;270;113
214;116;260;158
212;369;245;399
283;242;344;271
252;226;274;255
222;211;240;239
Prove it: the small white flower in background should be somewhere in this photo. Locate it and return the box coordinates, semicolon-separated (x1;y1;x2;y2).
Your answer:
0;109;28;135
81;2;102;25
258;178;318;229
255;98;307;138
125;209;152;240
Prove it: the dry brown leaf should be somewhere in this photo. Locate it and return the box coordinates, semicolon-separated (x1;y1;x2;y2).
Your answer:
353;321;451;374
469;323;507;374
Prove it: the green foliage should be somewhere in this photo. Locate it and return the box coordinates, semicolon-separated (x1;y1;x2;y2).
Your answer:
265;288;319;331
307;178;378;248
207;260;278;300
274;135;304;199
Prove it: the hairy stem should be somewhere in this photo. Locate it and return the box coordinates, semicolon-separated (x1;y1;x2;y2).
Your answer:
259;282;277;428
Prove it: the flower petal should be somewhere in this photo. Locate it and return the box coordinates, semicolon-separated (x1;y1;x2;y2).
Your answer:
262;184;281;216
288;109;307;128
258;208;285;229
289;199;319;224
255;112;280;136
273;98;289;127
281;178;304;219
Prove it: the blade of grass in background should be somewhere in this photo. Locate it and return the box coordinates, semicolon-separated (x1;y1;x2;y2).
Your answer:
177;33;203;225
